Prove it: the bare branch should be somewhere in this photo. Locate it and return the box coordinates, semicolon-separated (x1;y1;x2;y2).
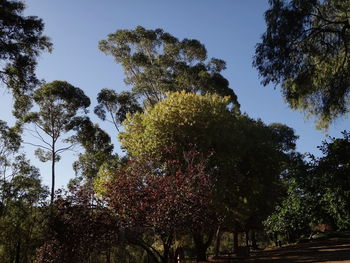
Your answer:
23;141;51;151
55;143;76;154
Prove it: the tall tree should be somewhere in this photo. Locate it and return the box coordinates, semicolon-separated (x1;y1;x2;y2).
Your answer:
99;26;240;109
0;0;52;116
254;0;350;129
23;81;90;203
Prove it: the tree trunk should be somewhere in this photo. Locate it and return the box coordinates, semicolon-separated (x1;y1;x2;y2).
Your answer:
162;246;169;263
106;248;111;263
192;231;213;262
51;150;55;204
15;239;21;263
251;230;258;249
245;230;249;247
214;226;222;257
233;232;239;254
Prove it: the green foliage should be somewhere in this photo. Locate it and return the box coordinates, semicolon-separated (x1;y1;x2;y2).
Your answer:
0;155;48;263
71;117;118;183
120;91;236;160
99;26;239;109
0;120;21;176
0;0;52;117
254;0;350;129
264;178;314;242
94;89;142;132
265;133;350;241
312;132;350;229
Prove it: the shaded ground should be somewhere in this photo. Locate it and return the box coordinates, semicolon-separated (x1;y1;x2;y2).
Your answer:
207;238;350;263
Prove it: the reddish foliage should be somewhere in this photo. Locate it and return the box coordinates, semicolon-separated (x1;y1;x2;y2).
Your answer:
104;150;218;261
35;187;119;263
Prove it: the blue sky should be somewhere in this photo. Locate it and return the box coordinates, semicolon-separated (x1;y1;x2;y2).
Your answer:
2;0;349;189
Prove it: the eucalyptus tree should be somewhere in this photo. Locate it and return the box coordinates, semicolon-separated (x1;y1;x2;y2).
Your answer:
99;26;239;110
23;81;90;203
0;0;52;117
254;0;350;129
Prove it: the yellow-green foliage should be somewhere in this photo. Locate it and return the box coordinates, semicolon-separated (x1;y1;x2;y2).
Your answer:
94;162;113;197
119;91;236;159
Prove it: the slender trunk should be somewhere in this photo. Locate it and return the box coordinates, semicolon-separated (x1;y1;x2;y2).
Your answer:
162;233;173;263
233;232;238;254
15;239;21;263
251;230;257;249
51;145;55;204
214;226;222;257
245;230;249;247
106;248;111;263
162;247;169;263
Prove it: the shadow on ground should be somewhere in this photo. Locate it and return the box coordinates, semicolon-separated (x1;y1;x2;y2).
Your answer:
207;238;350;263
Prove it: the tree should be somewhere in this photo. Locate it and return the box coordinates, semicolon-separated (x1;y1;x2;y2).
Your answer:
99;26;240;109
35;187;119;263
94;89;142;132
99;150;217;263
311;131;350;229
265;132;350;242
120;91;298;257
0;0;52;116
23;81;91;203
0;154;48;263
254;0;350;129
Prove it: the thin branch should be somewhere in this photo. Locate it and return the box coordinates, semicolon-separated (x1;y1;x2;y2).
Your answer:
24;127;52;148
34;124;52;147
55;143;76;154
23;141;51;151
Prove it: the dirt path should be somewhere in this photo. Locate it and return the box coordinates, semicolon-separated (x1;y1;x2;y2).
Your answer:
247;239;350;263
208;239;350;263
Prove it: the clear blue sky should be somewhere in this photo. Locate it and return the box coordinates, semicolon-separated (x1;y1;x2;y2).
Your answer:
2;0;349;189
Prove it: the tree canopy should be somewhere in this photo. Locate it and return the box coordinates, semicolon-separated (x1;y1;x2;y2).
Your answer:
254;0;350;129
119;91;237;161
99;26;240;110
119;91;298;236
0;0;52;116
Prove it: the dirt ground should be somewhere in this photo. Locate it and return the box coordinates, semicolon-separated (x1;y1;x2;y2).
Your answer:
208;238;350;263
